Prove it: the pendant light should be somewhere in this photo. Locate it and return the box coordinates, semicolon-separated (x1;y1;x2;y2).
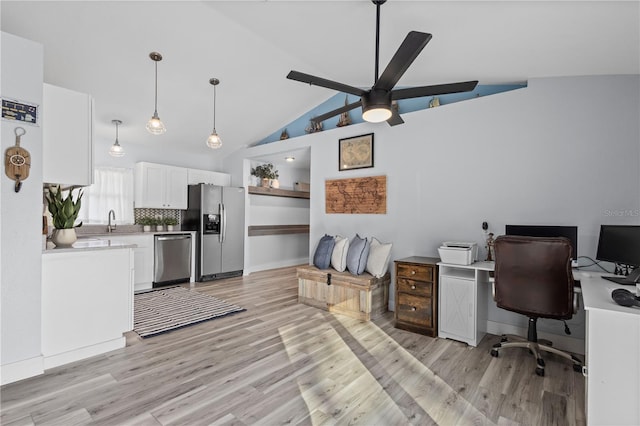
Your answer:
109;119;125;157
206;78;222;149
146;52;166;135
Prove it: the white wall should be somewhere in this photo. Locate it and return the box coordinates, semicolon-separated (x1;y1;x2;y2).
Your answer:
228;75;640;344
1;32;45;383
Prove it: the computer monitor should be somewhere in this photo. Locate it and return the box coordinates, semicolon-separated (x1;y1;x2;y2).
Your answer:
596;225;640;285
505;225;578;267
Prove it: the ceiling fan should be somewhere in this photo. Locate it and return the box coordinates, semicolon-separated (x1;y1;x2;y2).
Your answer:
287;0;478;126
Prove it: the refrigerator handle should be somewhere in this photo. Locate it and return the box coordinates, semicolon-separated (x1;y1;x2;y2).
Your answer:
220;203;226;243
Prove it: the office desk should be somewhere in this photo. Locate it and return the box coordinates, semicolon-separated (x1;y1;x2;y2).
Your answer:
438;262;640;425
578;272;640;425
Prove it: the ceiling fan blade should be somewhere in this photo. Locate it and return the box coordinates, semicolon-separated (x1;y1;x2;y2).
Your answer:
386;109;404;126
391;80;479;100
287;71;366;97
311;100;362;124
374;31;432;91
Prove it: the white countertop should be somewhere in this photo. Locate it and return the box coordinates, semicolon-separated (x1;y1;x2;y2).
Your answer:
43;238;136;254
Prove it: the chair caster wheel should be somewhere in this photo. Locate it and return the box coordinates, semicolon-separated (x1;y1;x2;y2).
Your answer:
535;367;545;377
573;364;582;373
491;349;499;358
500;336;508;343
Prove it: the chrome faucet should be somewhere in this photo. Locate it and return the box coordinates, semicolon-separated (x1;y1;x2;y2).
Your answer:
107;209;116;233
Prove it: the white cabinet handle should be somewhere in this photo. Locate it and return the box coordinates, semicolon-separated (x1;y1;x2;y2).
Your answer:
411;306;417;311
411;270;416;275
411;285;416;290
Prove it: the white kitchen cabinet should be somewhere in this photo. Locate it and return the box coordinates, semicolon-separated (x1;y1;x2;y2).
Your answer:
438;263;491;346
135;162;188;209
105;234;154;291
41;247;133;369
187;168;231;186
42;83;94;187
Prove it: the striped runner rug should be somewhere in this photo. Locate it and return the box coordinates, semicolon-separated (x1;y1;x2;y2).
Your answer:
134;286;245;338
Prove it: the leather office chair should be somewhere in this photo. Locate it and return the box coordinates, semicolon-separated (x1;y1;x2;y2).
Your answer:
490;235;582;376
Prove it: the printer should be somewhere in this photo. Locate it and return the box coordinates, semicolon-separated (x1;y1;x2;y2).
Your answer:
438;241;478;265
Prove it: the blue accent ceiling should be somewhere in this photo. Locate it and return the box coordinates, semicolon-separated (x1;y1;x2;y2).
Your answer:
257;84;526;145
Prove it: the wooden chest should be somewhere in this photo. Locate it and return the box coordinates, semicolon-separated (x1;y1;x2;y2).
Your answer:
297;265;390;321
394;257;439;337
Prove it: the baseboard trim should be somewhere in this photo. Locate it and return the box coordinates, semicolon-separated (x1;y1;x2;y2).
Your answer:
1;355;44;385
485;320;585;355
43;336;126;370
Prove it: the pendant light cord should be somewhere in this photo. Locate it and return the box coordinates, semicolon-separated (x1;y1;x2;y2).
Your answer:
154;61;159;115
213;83;217;132
115;121;119;142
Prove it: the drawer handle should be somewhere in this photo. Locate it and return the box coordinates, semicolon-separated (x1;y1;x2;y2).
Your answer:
411;306;417;311
411;285;416;290
411;270;416;275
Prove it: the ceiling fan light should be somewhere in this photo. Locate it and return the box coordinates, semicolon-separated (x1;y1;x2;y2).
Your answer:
206;131;222;149
146;113;166;135
363;106;392;123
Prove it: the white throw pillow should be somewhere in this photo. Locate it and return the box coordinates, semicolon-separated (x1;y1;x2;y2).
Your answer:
331;235;350;272
366;237;393;278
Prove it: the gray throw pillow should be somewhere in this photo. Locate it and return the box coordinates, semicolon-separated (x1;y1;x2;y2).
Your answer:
313;234;335;269
347;234;370;275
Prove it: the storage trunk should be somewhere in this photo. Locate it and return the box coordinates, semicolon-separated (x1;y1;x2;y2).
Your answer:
296;265;390;320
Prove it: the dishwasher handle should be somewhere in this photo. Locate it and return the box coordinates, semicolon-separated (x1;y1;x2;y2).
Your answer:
156;234;191;241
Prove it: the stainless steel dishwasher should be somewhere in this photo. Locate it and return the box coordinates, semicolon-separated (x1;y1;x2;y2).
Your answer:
154;234;192;287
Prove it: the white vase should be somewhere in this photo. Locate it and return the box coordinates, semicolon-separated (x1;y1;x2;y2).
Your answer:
156;225;164;232
270;179;280;189
167;225;174;232
51;228;77;247
143;225;151;232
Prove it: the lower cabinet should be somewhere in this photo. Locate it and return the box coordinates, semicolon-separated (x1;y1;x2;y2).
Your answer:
106;234;154;291
41;248;133;369
394;257;439;337
438;263;491;346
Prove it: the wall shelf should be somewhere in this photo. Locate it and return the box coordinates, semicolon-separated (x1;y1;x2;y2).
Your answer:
248;225;310;237
248;186;310;199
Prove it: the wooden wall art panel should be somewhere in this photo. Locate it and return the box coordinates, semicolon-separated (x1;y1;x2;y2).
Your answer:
325;175;386;214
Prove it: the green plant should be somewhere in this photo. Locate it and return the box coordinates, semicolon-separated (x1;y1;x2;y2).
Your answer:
162;217;178;226
45;186;83;229
250;162;279;180
137;217;155;226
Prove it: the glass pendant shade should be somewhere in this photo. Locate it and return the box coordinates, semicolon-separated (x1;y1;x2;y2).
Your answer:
109;141;125;157
109;119;125;157
146;112;166;135
206;130;222;149
206;77;222;149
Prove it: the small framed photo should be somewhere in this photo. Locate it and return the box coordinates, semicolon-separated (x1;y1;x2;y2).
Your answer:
339;133;374;171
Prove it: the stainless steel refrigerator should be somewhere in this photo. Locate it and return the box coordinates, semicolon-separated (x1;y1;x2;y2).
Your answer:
183;184;245;281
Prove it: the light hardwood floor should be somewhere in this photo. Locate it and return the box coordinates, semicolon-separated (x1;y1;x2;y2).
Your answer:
1;266;585;425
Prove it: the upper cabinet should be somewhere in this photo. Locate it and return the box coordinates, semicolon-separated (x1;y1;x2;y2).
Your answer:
187;169;231;186
135;162;188;209
42;83;94;187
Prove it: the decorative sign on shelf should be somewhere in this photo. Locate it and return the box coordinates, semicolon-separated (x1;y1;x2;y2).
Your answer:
2;98;38;125
325;175;386;214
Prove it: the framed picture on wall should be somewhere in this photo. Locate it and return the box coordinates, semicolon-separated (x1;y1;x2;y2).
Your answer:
339;133;374;171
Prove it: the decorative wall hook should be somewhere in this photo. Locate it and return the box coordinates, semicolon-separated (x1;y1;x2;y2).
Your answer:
4;127;31;192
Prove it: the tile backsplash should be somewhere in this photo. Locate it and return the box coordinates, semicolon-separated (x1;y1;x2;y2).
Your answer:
134;208;181;224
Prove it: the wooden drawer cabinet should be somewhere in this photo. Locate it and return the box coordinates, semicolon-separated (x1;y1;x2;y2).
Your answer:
394;256;439;337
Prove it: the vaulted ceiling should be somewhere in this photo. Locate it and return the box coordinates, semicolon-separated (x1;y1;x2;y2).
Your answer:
2;1;638;160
